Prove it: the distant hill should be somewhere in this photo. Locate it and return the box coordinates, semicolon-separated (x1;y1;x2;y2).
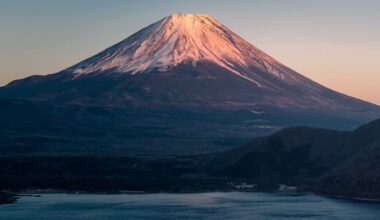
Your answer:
208;118;380;199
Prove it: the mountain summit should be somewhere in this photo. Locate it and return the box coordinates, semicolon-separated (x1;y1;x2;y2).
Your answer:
69;13;321;90
70;13;283;86
1;13;379;145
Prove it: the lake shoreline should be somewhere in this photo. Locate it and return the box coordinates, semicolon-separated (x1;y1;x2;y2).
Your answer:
317;193;380;203
3;188;380;206
0;192;17;205
3;192;380;219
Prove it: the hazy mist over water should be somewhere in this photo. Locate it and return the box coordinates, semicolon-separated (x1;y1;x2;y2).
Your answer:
1;192;380;220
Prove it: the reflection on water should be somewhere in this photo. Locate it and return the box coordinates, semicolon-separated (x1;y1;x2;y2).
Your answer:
1;192;380;220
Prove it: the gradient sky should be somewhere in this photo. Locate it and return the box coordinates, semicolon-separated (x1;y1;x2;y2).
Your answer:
1;0;379;105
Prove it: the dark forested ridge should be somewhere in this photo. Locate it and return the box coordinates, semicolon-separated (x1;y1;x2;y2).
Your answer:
208;119;380;199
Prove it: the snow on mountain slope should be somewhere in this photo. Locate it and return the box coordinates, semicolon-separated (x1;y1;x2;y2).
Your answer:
69;13;299;87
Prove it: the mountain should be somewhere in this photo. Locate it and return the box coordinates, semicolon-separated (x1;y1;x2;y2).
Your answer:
208;118;380;198
0;13;379;154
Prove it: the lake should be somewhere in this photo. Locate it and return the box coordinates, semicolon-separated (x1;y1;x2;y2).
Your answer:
1;192;380;219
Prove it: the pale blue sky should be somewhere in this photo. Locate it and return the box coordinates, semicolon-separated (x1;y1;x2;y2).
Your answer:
1;0;379;104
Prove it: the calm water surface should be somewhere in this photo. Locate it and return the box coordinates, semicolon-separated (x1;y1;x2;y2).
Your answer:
1;192;380;219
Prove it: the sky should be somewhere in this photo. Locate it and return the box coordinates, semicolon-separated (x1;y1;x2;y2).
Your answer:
0;0;379;105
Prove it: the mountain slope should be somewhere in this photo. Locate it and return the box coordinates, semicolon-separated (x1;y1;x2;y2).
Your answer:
316;119;380;199
209;127;349;179
208;119;380;198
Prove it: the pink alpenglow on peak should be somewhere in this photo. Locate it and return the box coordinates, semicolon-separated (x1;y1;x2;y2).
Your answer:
70;13;291;86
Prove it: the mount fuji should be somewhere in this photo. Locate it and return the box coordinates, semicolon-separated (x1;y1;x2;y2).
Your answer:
1;13;379;155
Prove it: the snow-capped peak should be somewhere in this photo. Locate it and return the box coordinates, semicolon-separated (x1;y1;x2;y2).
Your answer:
70;13;288;85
